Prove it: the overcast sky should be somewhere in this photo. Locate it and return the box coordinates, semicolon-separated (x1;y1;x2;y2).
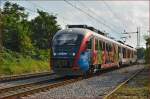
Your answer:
1;0;149;48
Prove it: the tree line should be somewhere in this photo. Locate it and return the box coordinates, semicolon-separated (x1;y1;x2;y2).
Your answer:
0;2;149;63
0;2;60;59
145;38;150;63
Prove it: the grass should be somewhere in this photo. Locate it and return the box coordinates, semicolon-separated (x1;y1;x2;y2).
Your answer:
0;49;50;76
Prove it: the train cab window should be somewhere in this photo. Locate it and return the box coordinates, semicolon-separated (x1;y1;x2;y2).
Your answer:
87;37;93;50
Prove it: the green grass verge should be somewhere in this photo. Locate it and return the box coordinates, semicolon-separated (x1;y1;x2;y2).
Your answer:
0;49;50;76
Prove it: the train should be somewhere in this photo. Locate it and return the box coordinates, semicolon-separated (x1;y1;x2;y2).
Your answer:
51;25;137;76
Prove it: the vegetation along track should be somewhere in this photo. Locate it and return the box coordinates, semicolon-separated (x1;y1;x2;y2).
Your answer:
0;72;54;82
0;64;142;99
103;68;144;99
0;66;125;99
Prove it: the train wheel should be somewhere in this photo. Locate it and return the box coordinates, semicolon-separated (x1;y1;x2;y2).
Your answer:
89;65;95;75
83;65;94;79
83;70;90;79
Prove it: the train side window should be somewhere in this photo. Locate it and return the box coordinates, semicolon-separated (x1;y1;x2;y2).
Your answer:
106;43;111;52
123;48;126;58
87;37;93;49
129;50;131;58
95;39;98;50
118;47;120;53
109;44;112;52
128;50;130;58
99;40;102;50
103;42;105;50
132;51;134;58
106;43;109;51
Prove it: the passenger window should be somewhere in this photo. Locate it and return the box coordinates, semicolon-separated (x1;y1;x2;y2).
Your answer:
109;44;112;52
106;43;109;51
132;51;134;58
128;50;131;58
99;40;102;50
95;39;98;50
87;37;93;49
102;42;105;50
118;47;121;53
123;48;126;58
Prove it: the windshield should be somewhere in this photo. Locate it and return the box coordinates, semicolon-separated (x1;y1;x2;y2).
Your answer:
53;33;83;46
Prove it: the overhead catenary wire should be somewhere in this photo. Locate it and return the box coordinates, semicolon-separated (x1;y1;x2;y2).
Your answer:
64;0;120;34
78;1;123;31
103;1;127;30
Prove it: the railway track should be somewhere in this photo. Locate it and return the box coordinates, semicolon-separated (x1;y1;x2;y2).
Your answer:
0;76;82;99
19;65;145;99
0;64;143;99
0;72;54;82
103;67;145;99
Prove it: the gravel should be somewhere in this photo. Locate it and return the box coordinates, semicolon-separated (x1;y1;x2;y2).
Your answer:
22;65;144;99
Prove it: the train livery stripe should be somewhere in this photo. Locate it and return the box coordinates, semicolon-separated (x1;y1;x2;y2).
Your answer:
72;32;92;70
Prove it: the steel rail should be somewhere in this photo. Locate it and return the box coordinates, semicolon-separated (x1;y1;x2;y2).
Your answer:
0;77;82;99
103;68;144;99
0;77;56;94
0;72;54;82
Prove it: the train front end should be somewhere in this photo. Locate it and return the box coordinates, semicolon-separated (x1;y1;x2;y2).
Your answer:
51;29;88;76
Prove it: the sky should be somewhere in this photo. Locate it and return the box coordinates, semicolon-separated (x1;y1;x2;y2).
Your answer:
1;0;149;48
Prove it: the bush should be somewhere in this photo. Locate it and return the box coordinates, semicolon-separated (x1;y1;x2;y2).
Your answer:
32;49;50;61
0;48;50;76
145;48;150;64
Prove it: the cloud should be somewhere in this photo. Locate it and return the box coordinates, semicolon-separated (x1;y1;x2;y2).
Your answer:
2;1;149;48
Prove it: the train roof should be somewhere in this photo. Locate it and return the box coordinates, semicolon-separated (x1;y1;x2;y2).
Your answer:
90;30;136;51
63;25;136;51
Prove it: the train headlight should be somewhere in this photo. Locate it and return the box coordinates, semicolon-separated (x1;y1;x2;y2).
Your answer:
53;53;56;56
72;53;75;56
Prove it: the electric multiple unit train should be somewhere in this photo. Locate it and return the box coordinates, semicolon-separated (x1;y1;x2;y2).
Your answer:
51;25;137;76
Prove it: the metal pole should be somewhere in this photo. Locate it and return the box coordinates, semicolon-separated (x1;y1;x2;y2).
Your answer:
139;27;140;47
137;27;139;48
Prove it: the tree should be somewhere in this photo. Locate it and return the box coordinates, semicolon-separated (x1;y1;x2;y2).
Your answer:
137;47;145;60
2;2;33;54
30;10;61;49
145;38;150;63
